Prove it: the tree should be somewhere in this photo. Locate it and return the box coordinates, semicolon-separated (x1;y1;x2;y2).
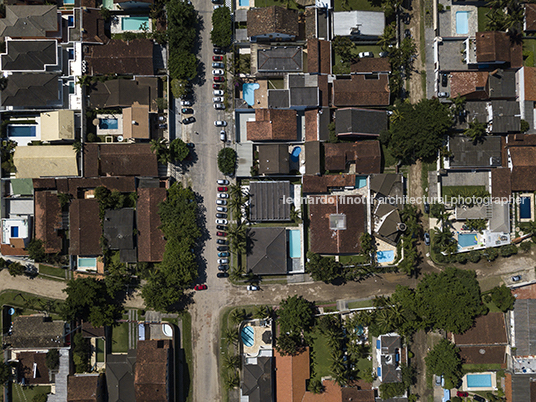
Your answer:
308;378;324;394
46;349;60;370
425;339;463;389
277;295;316;335
218;148;237;175
72;141;82;156
377;22;396;50
0;361;11;383
150;138;170;164
171;78;190;99
224;327;239;345
230;308;247;325
483;247;499;261
360;232;373;256
386;98;452;164
27;239;46;262
275;332;303;356
379;382;407;399
8;261;25;277
332;36;355;63
57;192;72;208
169;139;190;162
468;250;481;263
521;119;530;133
211;6;232;48
490;284;516;312
253;305;273;319
72;333;90;373
155;97;168;111
306;252;341;283
464;120;488;144
99;7;111;21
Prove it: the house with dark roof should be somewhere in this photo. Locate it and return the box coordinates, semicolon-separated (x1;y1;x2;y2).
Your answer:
447;135;503;169
267;74;325;109
471;31;523;68
247;109;298;141
0;5;60;39
84;39;154;76
103;208;136;263
332;74;390;107
68;374;104;402
241;356;274;402
304;107;330;142
34;191;63;254
114;0;153;9
375;334;403;384
459;100;521;134
69;198;102;257
450;69;516;100
308;194;366;255
106;350;137;402
83;144;158;177
80;8;109;44
6;315;65;349
87;77;159;110
247;6;299;42
249;181;291;222
370;174;405;246
302;174;357;194
135;340;173;402
258;144;290;175
256;46;303;74
307;39;331;74
16;351;52;385
0;39;58;71
304;141;321;175
516;66;536;133
525;4;536;32
2;73;61;108
137;187;166;263
350;58;391;74
335;108;388;138
247;227;287;275
324;142;381;173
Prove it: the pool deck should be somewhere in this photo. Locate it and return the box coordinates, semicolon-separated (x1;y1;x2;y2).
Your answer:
111;16;152;34
241;320;273;357
461;372;497;392
450;5;477;37
375;238;398;267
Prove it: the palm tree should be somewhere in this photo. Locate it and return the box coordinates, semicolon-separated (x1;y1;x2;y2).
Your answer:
222;353;241;370
228;223;247;255
253;305;272;319
72;141;82;156
230;308;247;325
464;119;488;144
223;370;240;389
150;138;170;164
224;327;239;345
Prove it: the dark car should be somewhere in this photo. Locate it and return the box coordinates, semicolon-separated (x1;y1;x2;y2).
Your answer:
404;29;411;38
213;83;222;89
217;246;228;251
424;232;431;246
213;76;224;82
218;264;229;271
457;391;469;398
214;47;225;54
216;239;227;245
216;225;227;231
441;73;448;87
473;396;486;402
218;252;230;257
512;275;522;282
181;108;193;114
182;116;196;124
216;231;227;237
186;142;195;148
215;213;227;219
424;202;430;214
217;272;229;278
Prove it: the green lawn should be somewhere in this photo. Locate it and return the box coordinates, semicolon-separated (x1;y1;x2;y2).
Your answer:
38;264;66;279
268;79;285;89
477;7;489;32
347;299;374;309
180;312;193;402
96;338;105;362
111;323;129;353
310;327;331;380
442;185;487;200
254;0;300;10
463;363;503;372
339;255;370;265
524;39;536;67
12;384;51;402
334;0;382;12
357;354;372;375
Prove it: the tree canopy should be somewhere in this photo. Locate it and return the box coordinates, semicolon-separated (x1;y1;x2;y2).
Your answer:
211;7;232;48
218;148;237;176
27;239;46;262
387;98;452;164
425;339;463;389
277;295;316;335
306;252;341;283
167;0;198;81
490;284;516;312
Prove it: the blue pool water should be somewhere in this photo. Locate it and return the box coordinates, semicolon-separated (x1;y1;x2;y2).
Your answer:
356;325;364;336
78;257;97;268
377;250;394;263
466;373;492;388
64;0;75;4
242;83;259;106
8;125;36;137
99;118;118;130
520;197;532;219
289;230;301;258
122;16;149;31
356;176;367;188
241;326;254;347
456;11;470;35
290;146;301;162
239;0;249;6
10;227;19;237
458;233;478;248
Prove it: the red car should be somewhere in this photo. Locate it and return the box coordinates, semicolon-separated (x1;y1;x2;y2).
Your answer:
213;76;224;82
217;231;227;237
213;83;222;89
194;284;207;291
213;55;223;61
456;391;468;397
218;186;228;192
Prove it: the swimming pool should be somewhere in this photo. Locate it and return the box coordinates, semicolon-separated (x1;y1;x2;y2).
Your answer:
520;197;532;219
456;11;470;35
122;16;149;31
356;325;364;336
466;373;492;388
99;118;118;130
242;83;259;106
63;0;75;4
290;146;301;162
356;176;367;189
103;0;113;8
458;233;478;248
377;250;394;263
78;257;97;269
241;326;254;347
8;125;36;137
239;0;249;6
289;230;301;258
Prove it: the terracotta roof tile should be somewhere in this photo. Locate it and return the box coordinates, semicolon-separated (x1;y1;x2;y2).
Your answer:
247;109;297;141
247;6;299;38
307;39;331;74
505;372;512;402
302;379;374;402
318;74;329;106
302;174;356;194
18;352;50;385
85;39;154;75
524;67;536;101
98;144;158;177
526;4;536;31
0;243;27;256
324;142;381;173
491;168;512;199
459;345;506;366
34;191;62;253
81;8;109;44
137;187;166;262
305;110;318;142
135;340;172;402
274;347;310;402
333;74;390;107
69;198;101;256
350;58;391;73
511;166;536;191
511;283;536;299
450;71;489;99
451;312;507;345
68;374;102;401
476;31;523;68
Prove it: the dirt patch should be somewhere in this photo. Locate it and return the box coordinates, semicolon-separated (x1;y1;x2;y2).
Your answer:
410;330;443;401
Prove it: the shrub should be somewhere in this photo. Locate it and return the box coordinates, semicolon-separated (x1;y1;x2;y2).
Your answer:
468;250;481;263
521;241;532;252
521;119;530;133
211;6;232;48
27;239;46;262
456;253;468;264
500;244;518;257
484;247;499;261
218;147;237;175
46;349;60;370
87;133;98;142
8;261;25;276
490;284;516;312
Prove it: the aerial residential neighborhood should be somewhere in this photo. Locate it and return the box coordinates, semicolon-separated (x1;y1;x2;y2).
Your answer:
0;0;535;400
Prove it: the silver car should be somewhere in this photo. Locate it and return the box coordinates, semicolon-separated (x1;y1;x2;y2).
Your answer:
220;130;226;142
216;219;228;225
212;62;224;68
212;69;224;76
217;193;229;198
213;97;224;103
214;103;225;110
217;206;228;212
218;258;229;264
217;179;229;185
216;199;227;205
213;90;224;96
214;120;227;127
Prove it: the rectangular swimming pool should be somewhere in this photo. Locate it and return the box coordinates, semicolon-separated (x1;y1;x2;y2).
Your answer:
456;11;470;35
466;373;492;388
78;257;97;268
356;175;367;189
122;16;149;31
99;118;118;130
458;233;478;248
289;230;301;259
520;197;532;219
377;250;395;263
8;125;36;137
239;0;249;6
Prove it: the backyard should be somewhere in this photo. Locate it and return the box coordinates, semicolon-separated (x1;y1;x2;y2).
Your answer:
334;0;382;12
111;322;129;353
38;264;67;280
11;384;51;402
309;327;331;381
524;39;536;67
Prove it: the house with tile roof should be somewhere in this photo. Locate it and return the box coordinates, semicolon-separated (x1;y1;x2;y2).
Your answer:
136;187;167;263
0;5;60;39
247;6;299;42
332;74;390;107
324;142;381;173
84;39;155;76
516;66;536;133
135;340;174;402
67;374;104;402
335;109;388;139
467;31;523;68
247;109;298;141
246;227;288;275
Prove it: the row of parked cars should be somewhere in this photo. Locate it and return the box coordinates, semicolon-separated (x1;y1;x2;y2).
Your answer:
212;50;226;110
216;179;230;278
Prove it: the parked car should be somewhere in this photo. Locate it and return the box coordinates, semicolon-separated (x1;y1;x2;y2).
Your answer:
212;0;223;3
218;264;229;271
213;83;222;89
441;73;448;87
379;51;389;58
434;375;442;387
358;51;373;58
247;285;259;291
512;275;522;282
216;225;227;230
404;29;411;38
186;143;195;148
215;213;227;219
218;258;229;264
181;108;193;114
424;232;431;246
182;116;196;124
218;186;228;192
212;62;224;68
217;179;229;185
457;391;469;398
213;55;223;61
437;91;449;98
220;130;226;142
212;69;224;76
213;76;224;82
214;47;225;54
213;90;224;96
217;206;227;212
216;231;227;237
217;272;229;278
213;96;224;103
216;239;227;245
214;120;227;127
214;103;225;110
181;100;192;106
217;193;229;198
217;246;228;251
194;284;207;291
213;5;223;9
473;396;486;402
216;219;228;225
424;202;430;214
218;252;230;257
216;199;227;205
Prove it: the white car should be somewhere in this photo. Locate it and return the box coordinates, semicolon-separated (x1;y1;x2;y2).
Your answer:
214;120;227;127
216;199;227;205
213;90;224;96
358;52;373;58
217;206;228;212
217;179;229;185
213;97;224;103
213;4;223;9
220;130;226;142
218;193;229;199
247;285;259;291
216;219;228;225
214;103;225;110
181;100;192;106
218;258;229;264
212;69;224;76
